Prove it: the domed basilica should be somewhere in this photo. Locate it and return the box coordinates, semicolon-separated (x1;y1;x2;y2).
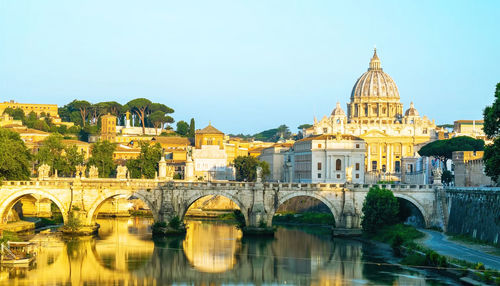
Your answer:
304;49;436;173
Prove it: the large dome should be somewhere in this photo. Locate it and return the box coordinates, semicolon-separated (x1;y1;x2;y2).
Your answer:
350;49;399;100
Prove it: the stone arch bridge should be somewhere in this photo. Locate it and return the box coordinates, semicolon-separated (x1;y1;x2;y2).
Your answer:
0;178;444;231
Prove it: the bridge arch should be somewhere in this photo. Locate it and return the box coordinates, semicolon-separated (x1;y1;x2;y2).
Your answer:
85;189;158;225
269;191;340;226
181;190;250;226
0;189;68;224
393;193;429;227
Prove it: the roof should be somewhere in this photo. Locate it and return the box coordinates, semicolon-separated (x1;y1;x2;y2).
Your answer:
152;136;190;145
297;134;363;142
454;120;484;124
196;124;224;135
62;139;89;146
12;128;50;135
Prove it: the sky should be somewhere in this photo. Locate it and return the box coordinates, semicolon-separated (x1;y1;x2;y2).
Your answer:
0;1;499;134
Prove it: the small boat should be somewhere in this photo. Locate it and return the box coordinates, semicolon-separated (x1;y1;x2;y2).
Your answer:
1;241;37;266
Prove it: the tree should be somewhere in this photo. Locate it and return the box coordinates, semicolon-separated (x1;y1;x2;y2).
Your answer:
126;142;162;179
483;83;500;183
298;124;312;130
150;111;167;135
361;186;399;233
71;100;92;127
233;156;270;182
88;141;116;178
36;134;85;177
0;128;32;180
127;98;152;134
188;118;195;138
441;170;453;186
176;121;189;137
36;134;67;175
2;107;25;121
418;136;484;169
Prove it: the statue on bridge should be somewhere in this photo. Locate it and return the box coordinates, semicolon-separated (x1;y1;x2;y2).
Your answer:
37;164;51;180
345;166;353;183
256;166;263;183
116;165;128;179
88;166;99;179
75;165;86;179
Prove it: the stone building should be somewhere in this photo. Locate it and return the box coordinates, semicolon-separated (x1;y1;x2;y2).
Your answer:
0;100;59;118
283;134;366;184
304;49;436;175
258;143;294;182
452;151;494;187
193;124;234;180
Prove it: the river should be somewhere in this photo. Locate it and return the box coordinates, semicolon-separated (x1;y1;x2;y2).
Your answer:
0;217;460;285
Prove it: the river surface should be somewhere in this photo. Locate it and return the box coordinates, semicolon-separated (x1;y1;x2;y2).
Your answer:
1;218;460;285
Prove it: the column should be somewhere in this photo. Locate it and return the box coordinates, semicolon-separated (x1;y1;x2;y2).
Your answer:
389;144;393;172
367;144;371;171
378;144;382;171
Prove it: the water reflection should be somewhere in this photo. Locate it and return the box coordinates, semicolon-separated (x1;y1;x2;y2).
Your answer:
183;220;242;273
0;218;458;285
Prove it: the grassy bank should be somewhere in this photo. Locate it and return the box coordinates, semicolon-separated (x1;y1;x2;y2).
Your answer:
366;224;500;285
0;231;22;243
273;212;335;226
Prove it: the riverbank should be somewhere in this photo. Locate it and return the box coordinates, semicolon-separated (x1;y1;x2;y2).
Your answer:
364;224;500;285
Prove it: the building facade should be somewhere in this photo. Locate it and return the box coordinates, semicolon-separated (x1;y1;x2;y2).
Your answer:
284;134;366;184
305;49;437;174
258;143;293;182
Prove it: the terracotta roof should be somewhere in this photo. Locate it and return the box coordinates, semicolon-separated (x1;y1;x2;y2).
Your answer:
12;128;50;135
297;134;363;142
152;136;190;145
195;124;224;135
62;139;89;145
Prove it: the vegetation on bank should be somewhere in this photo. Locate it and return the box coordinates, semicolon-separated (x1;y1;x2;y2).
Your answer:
0;231;22;244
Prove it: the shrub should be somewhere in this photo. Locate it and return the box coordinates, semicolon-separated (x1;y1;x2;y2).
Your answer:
361;186;399;233
168;216;182;229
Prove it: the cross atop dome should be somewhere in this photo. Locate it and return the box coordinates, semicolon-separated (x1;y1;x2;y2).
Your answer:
369;48;382;71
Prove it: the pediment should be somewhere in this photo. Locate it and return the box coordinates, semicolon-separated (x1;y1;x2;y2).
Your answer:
359;129;389;138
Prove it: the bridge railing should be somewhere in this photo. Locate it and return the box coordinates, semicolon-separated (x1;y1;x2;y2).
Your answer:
0;179;436;191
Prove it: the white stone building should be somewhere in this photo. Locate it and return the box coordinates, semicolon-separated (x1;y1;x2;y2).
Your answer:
192;145;234;181
258;143;293;182
284;134;366;184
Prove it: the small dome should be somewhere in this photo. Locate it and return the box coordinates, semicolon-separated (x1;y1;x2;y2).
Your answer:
405;102;419;117
331;102;346;116
351;49;400;99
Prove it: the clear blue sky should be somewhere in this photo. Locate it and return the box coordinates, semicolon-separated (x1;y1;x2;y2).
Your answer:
1;1;499;134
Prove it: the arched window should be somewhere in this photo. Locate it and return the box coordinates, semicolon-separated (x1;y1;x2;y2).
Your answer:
336;159;341;171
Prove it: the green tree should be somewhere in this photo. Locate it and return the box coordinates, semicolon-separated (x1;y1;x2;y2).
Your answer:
127;98;152;134
176;120;189;136
418;136;484;169
0;128;32;180
2;107;25;121
150;110;174;135
298;124;312;130
441;170;453;186
361;186;399;233
88;141;116;178
126;142;162;179
483;83;500;183
233;156;270;182
71;100;92;127
188;118;195;138
36;134;67;175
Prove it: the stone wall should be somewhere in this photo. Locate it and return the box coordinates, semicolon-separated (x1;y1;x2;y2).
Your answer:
452;151;494;187
446;188;500;245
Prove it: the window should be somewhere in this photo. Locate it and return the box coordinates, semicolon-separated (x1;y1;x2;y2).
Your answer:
336;174;340;179
318;144;322;148
355;174;359;179
317;162;322;170
395;161;401;173
372;161;377;170
336;159;341;171
323;128;328;133
356;144;360;148
355;163;360;171
318;173;321;178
